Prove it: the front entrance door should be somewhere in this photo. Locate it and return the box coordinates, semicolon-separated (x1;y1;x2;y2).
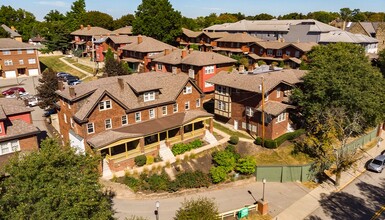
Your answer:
234;120;238;130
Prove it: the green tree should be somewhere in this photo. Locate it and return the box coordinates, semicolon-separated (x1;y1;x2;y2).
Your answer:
249;13;275;20
235;157;257;175
133;0;182;44
0;27;10;38
279;12;306;20
66;0;87;31
174;197;219;220
210;166;227;183
181;16;199;31
43;21;70;53
44;10;66;22
113;14;135;30
306;11;338;23
104;48;131;76
378;49;385;77
36;68;59;110
212;150;236;173
0;138;114;219
292;43;385;129
83;11;114;30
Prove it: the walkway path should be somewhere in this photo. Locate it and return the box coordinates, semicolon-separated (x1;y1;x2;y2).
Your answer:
59;57;94;80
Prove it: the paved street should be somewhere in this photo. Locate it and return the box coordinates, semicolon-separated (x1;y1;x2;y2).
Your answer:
113;179;310;219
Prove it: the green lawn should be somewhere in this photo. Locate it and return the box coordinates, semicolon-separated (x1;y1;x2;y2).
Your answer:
254;145;313;165
64;57;95;74
214;121;253;139
39;56;87;79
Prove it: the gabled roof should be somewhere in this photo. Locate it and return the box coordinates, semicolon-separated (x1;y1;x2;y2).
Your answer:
200;31;230;39
215;32;263;43
0;38;37;50
0;120;40;142
120;35;175;53
286;42;318;52
207;68;306;93
182;28;201;38
0;99;33;116
153;50;236;66
70;26;112;36
253;41;289;49
256;101;295;116
107;35;136;44
319;31;378;44
1;24;21;38
113;26;133;35
56;72;201;121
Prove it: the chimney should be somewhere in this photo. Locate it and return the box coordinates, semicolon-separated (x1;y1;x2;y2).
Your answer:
137;35;143;44
58;81;64;91
239;65;245;72
164;49;170;55
118;78;124;90
87;25;91;30
181;49;187;59
69;87;76;97
80;24;84;30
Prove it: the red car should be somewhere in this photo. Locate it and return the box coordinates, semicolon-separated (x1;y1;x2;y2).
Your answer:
2;87;26;96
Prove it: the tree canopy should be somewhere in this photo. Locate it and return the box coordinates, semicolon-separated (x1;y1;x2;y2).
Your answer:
104;48;132;76
0;138;114;219
174;197;219;220
36;68;59;110
83;11;114;30
113;14;135;30
133;0;182;43
292;42;385;130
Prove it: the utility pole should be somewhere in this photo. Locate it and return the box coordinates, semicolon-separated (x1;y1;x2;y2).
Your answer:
261;76;265;147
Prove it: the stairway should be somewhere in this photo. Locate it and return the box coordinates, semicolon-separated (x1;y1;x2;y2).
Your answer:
159;141;176;163
204;130;218;145
102;158;113;179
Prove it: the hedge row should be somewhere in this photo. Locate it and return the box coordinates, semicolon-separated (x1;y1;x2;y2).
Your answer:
255;129;305;149
171;139;203;155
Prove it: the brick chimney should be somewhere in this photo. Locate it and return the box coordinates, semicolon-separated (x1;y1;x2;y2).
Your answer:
137;35;143;44
80;25;84;30
87;25;91;30
181;49;187;59
69;87;76;97
164;49;170;55
58;81;64;91
118;78;124;90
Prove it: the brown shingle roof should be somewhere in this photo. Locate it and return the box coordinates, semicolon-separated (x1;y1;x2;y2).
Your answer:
256;101;295;116
0;38;37;50
113;26;133;35
153;50;236;66
215;33;264;43
207;69;306;93
254;41;289;49
287;42;318;52
0;120;40;142
70;26;112;36
87;109;212;148
1;24;21;38
202;32;230;39
182;28;201;38
0;99;33;116
56;72;199;121
121;36;174;53
108;35;136;44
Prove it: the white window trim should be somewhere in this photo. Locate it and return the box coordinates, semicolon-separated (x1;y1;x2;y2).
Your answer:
28;58;36;64
2;50;10;55
105;119;112;130
64;114;67;123
277;87;281;98
135;112;141;122
99;100;112;111
87;123;95;134
173;103;178;113
70;118;74;128
267;49;273;56
26;49;34;54
0;140;20;155
122;115;128;125
17;50;22;54
185;101;190;110
19;59;24;65
144;91;155;102
162;106;167;115
196;98;201;108
4;60;13;66
183;86;192;94
157;63;162;71
218;101;226;111
149;108;156;119
204;65;215;74
246;106;254;117
276;49;282;56
276;112;286;123
205;81;214;88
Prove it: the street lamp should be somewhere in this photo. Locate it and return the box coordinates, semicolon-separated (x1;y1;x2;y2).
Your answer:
154;201;160;220
262;178;266;202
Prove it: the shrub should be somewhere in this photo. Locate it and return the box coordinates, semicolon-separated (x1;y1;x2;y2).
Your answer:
146;172;170;192
229;135;239;145
134;155;147;167
210;166;227;183
225;145;240;161
212;150;236;172
123;176;140;192
174;171;211;189
146;155;154;165
254;129;306;149
174;197;219;220
171;140;203;155
235;156;257;175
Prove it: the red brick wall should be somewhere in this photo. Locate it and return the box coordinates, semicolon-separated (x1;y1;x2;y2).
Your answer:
0;121;4;136
0;135;39;166
0;49;40;78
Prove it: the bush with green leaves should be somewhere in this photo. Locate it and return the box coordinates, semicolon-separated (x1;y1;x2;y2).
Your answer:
235;156;257;175
146;172;170;192
254;129;305;148
134;155;147;167
210;166;228;183
229;135;239;145
212;150;236;172
122;176;140;192
146;155;154;165
174;197;219;220
171;139;203;155
173;171;211;189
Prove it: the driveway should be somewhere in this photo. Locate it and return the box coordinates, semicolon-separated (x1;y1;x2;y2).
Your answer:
113;179;310;219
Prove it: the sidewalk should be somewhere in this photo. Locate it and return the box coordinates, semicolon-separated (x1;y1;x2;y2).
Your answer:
274;130;385;220
59;57;94;80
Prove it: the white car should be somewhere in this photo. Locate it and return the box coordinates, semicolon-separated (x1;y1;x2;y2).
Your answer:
27;97;40;107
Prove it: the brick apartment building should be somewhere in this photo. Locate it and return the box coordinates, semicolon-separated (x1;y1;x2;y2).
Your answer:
0;38;40;78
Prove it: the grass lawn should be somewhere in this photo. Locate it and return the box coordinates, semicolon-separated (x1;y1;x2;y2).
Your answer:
214;121;253;140
64;57;95;73
254;144;313;165
40;56;87;79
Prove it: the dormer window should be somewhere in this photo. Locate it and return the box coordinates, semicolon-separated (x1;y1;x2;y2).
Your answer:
99;100;112;111
144;91;155;102
183;86;192;94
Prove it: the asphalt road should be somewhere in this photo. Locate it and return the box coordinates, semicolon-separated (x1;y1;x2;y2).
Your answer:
113;180;310;220
305;170;385;220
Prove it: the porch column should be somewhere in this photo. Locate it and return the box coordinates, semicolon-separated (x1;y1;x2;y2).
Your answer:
209;118;214;133
192;123;195;136
125;143;128;158
139;138;145;153
180;126;184;141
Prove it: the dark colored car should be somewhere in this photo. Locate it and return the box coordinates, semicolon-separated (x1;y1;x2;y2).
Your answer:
66;76;80;85
2;87;26;96
68;79;82;86
57;72;71;82
42;108;57;117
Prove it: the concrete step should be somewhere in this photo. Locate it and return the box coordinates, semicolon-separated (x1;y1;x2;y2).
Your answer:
204;130;218;145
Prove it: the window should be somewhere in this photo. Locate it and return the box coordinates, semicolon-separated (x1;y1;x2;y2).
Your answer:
2;50;10;55
277;87;281;98
276;50;282;56
64;114;67;123
183;86;192;94
157;63;162;70
135;112;141;122
144;91;155;102
277;112;286;123
259;48;264;55
0;140;20;155
28;58;36;64
267;49;273;56
205;82;214;88
185;101;190;110
162;106;167;115
122;115;128;125
218;101;226;111
196;98;201;108
4;60;13;66
99;100;112;111
19;59;24;65
217;85;227;95
295;51;300;58
204;65;215;74
17;50;22;54
149;109;155;119
70;118;74;128
286;51;291;56
0;125;2;133
264;92;269;101
246;106;254;117
173;103;178;113
26;49;34;54
105;119;112;129
87;123;94;134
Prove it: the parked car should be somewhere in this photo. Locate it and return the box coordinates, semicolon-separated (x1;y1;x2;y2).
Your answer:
42;108;57;117
367;155;385;173
66;76;80;85
2;87;26;96
57;73;72;82
27;96;41;107
68;79;82;86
